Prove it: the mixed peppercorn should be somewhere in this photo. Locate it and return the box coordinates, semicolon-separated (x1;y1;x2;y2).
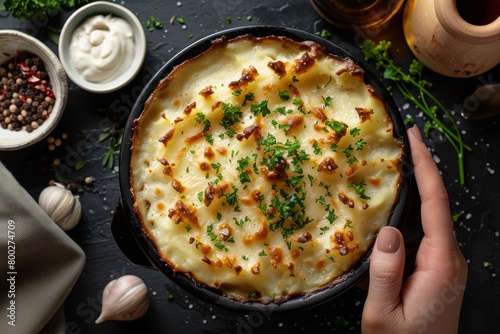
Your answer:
0;51;56;132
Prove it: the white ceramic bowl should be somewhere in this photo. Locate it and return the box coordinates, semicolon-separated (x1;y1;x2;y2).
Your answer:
0;30;68;151
58;1;146;93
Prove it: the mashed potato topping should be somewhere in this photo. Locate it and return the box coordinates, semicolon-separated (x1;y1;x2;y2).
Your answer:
130;35;404;303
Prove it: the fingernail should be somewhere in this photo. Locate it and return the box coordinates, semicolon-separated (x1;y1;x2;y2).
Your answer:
409;125;424;142
376;227;401;253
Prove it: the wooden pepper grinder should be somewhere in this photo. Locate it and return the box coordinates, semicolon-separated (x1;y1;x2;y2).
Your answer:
403;0;500;77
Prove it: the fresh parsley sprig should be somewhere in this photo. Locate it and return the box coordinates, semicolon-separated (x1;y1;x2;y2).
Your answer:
2;0;89;19
360;40;471;185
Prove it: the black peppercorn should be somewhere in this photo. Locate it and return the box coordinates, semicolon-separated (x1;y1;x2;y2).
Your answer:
0;51;56;132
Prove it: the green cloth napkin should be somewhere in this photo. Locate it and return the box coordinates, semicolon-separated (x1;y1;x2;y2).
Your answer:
0;162;85;334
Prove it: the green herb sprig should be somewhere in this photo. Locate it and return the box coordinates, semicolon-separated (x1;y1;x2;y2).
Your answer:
2;0;89;19
100;127;123;169
360;40;471;185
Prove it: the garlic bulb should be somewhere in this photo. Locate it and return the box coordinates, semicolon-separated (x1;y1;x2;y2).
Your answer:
96;275;150;324
38;184;82;231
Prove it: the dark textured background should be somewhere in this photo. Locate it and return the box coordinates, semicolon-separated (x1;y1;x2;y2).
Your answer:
1;0;499;333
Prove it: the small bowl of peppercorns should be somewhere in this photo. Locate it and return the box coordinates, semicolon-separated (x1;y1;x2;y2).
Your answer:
0;29;68;151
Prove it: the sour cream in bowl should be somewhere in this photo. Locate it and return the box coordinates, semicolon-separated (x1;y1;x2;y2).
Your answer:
59;1;146;93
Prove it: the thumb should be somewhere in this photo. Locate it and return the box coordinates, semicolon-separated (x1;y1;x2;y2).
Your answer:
366;226;405;311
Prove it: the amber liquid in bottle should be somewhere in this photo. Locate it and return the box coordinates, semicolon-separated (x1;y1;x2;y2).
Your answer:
310;0;405;29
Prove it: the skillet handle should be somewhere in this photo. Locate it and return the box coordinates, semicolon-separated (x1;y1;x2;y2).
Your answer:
111;200;156;270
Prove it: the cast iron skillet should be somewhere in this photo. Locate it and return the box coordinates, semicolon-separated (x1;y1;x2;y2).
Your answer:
112;25;413;314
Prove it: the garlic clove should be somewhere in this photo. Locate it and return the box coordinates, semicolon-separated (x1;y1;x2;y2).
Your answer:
56;196;81;231
38;184;82;231
96;275;150;324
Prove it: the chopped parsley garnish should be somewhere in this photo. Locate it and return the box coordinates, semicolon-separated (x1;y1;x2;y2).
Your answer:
320;226;330;235
292;76;299;83
214;241;229;251
341;144;354;157
278;90;290;101
258;250;267;256
350;127;361;137
233;216;249;227
185;225;192;232
286;175;304;189
225;128;237;138
194;113;211;132
324;120;347;134
355;138;367;150
315;195;325;205
271;120;291;135
312;140;322;155
292;97;302;105
344;220;353;228
272;106;289;116
232;90;242;96
211;162;221;174
220;103;242;129
267;189;313;239
207;224;229;252
325;204;338;223
322;96;333;107
213;173;223;185
237;156;250;171
242;255;249;261
205;133;214;145
307;174;315;186
207;224;217;241
194;112;205;123
258;134;310;173
346;156;359;165
319;182;333;196
348;179;371;200
242;92;254;106
219;183;239;207
236;157;251;184
251;153;260;174
239;172;251;184
197;191;203;202
251;100;271;117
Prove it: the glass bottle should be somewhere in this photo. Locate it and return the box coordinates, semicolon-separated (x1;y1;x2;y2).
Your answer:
310;0;405;30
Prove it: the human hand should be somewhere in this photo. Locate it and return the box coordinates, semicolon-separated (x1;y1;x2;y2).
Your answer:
361;125;468;334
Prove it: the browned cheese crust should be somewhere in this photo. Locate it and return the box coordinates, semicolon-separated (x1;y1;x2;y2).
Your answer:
130;35;404;303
